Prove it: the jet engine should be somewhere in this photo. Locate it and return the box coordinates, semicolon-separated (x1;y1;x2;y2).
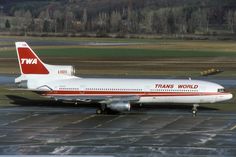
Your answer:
45;64;75;76
107;102;131;112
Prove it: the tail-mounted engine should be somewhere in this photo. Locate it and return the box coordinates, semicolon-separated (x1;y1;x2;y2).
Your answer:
45;64;75;76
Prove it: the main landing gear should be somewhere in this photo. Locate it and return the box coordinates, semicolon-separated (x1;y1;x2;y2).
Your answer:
96;104;108;114
96;104;120;115
96;109;102;114
192;104;199;117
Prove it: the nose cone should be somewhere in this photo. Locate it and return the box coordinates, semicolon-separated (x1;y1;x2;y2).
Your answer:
227;93;233;100
217;93;233;102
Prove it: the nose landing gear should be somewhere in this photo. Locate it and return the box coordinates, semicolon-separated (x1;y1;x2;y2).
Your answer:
192;104;199;117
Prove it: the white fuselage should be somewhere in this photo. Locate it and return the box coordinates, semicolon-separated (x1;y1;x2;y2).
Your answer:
23;75;233;104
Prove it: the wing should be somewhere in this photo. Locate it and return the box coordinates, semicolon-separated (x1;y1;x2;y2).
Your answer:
9;88;140;103
53;95;140;112
53;95;140;103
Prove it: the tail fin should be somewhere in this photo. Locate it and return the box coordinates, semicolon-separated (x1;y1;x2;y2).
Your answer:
15;42;49;74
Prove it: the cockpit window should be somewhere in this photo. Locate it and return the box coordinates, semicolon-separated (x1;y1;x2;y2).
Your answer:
218;88;225;92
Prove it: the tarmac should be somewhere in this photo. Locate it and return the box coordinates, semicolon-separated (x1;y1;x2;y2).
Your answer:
0;105;236;156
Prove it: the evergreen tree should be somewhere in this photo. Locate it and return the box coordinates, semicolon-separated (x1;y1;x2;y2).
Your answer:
43;20;50;32
5;19;11;29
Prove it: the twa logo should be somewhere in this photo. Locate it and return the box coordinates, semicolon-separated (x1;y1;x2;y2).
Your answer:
21;58;37;64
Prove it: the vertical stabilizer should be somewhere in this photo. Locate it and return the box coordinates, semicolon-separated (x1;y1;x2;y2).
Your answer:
15;42;49;74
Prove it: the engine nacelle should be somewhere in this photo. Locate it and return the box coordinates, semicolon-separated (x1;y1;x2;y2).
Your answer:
107;102;131;112
16;80;28;88
45;64;75;76
15;75;28;88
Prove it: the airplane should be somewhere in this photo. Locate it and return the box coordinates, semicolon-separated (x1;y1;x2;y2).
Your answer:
14;42;233;115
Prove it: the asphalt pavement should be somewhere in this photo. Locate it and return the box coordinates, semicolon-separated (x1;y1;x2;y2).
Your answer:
0;106;235;156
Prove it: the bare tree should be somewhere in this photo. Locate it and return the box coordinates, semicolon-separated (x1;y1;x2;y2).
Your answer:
199;8;209;33
13;10;25;31
187;9;201;33
82;8;87;31
38;10;46;32
234;11;236;33
141;11;153;33
97;12;109;32
53;9;62;33
23;10;32;33
166;9;175;34
110;10;122;32
64;8;74;32
127;9;140;33
172;7;187;34
151;12;159;33
152;8;168;34
226;10;234;33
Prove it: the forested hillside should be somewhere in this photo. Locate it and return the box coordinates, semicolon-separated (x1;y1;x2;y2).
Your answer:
0;0;236;36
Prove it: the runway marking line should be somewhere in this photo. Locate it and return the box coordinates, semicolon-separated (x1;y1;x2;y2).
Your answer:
230;125;236;131
94;115;124;128
65;127;224;143
71;115;96;124
2;114;37;126
0;135;6;138
160;116;183;129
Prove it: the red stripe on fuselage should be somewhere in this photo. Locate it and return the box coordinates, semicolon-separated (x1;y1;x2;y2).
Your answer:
40;90;229;97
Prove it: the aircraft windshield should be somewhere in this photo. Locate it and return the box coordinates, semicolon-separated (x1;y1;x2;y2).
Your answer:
218;88;225;92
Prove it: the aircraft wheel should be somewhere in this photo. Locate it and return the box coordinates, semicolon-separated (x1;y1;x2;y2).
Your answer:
96;104;108;114
192;109;197;117
192;104;199;117
96;109;102;114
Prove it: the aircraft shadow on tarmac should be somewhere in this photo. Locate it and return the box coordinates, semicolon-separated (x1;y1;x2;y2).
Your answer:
6;95;98;108
6;95;218;112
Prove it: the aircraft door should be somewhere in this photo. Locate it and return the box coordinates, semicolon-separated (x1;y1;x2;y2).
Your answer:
80;85;86;94
145;85;151;95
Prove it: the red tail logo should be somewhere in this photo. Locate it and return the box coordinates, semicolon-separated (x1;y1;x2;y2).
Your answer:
21;58;38;64
16;42;49;74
